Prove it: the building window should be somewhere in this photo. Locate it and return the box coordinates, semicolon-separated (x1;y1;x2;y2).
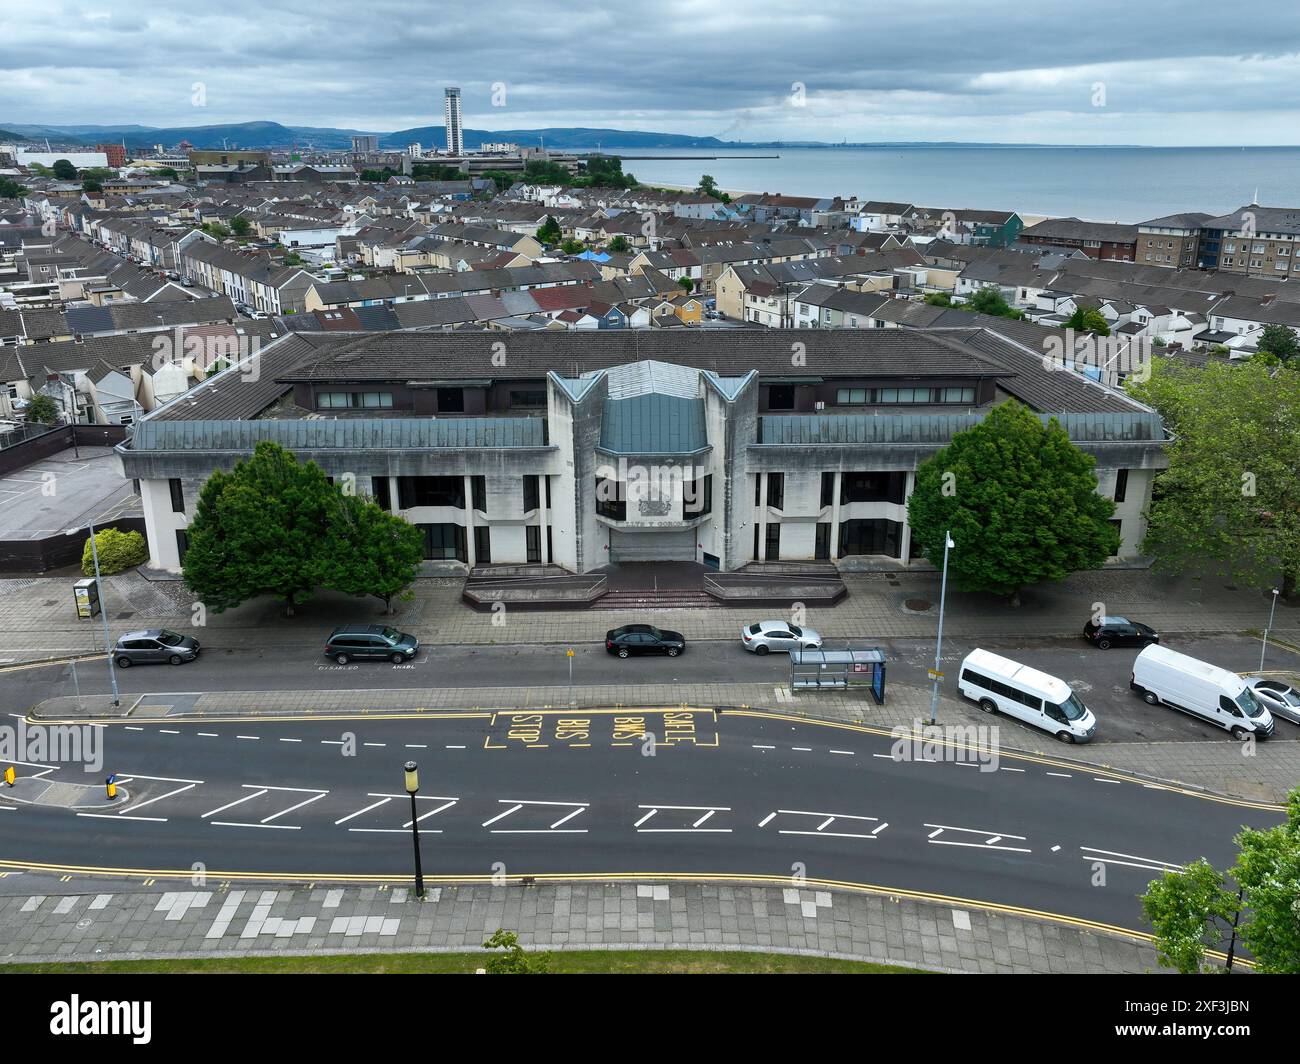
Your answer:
815;522;831;560
419;522;467;561
766;472;784;510
764;523;781;561
398;476;465;509
1114;468;1128;504
836;388;867;404
372;477;392;511
841;471;906;504
768;385;795;410
523;475;540;513
839;518;902;558
436;387;464;412
474;526;491;564
685;474;712;517
596;477;625;521
169;478;185;513
509;390;546;408
820;472;836;508
526;525;541;564
175;529;189;564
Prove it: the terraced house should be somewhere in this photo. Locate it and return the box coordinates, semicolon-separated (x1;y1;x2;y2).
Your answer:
117;330;1167;576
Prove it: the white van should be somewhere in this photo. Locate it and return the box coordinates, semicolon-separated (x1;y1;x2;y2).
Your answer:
1130;645;1275;739
958;649;1097;743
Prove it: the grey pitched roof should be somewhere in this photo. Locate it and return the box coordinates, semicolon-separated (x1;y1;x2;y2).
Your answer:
600;393;708;454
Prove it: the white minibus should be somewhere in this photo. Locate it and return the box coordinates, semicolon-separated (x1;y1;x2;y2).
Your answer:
958;648;1097;743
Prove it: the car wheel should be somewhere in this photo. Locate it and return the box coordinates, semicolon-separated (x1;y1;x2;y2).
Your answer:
1056;731;1075;744
116;656;132;668
1142;690;1159;705
617;647;629;659
1231;726;1249;741
168;654;184;666
335;653;350;665
755;645;769;655
391;652;405;664
667;647;680;657
979;698;996;714
1097;639;1111;650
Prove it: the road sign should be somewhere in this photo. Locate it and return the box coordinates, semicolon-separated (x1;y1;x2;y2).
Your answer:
566;649;575;657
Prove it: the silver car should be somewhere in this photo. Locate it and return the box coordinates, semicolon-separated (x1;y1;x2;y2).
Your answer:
741;620;822;655
1244;677;1300;724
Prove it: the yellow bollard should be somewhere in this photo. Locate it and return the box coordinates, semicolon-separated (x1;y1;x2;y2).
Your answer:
106;774;117;801
3;766;14;787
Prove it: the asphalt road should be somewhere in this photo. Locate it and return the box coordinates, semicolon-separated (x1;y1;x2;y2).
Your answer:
8;632;1298;745
0;710;1281;934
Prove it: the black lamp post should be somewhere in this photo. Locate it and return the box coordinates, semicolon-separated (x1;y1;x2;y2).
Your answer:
404;760;425;899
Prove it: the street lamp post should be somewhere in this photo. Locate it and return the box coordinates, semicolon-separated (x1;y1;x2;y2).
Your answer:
403;761;425;899
1260;587;1281;672
70;520;120;707
929;532;955;726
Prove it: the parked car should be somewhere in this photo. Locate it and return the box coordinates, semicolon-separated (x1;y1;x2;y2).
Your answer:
605;624;685;658
741;620;822;654
324;625;419;664
1243;677;1300;725
1131;645;1274;739
113;629;200;667
958;648;1096;743
1083;616;1160;649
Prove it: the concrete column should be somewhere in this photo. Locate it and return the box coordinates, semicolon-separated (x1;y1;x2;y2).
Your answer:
539;475;551;564
830;471;843;561
756;473;767;562
464;475;476;567
900;470;915;565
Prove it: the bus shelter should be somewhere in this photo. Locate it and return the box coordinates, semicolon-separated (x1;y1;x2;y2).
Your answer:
790;647;886;704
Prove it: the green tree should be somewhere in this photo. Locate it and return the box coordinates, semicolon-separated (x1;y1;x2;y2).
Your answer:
482;929;551;974
181;441;337;616
923;292;953;307
1141;858;1239;973
229;216;252;237
23;394;60;425
1126;357;1300;598
153;167;179;181
0;177;25;199
1140;789;1300;974
963;285;1023;319
324;493;424;614
677;275;694;293
607;235;629;254
1256;323;1300;363
1232;789;1300;973
81;528;148;576
560;238;585;255
51;158;78;181
535;215;562;244
202;221;230;240
81;178;103;194
907;400;1119;601
1062;305;1111;335
697;174;719;198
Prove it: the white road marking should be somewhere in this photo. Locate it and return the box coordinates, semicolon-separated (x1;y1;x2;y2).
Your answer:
482;799;589;833
210;821;299;830
125;726;144;731
752;744;775;750
762;808;883;840
1079;846;1182;873
77;813;168;822
278;738;303;743
404;744;427;749
635;804;732;833
363;743;385;748
202;789;268;818
1092;778;1123;785
235;735;260;741
335;797;391;825
999;767;1025;773
925;823;1031;853
828;749;854;756
1045;772;1072;778
197;732;219;738
159;729;179;735
445;745;466;749
260;790;328;824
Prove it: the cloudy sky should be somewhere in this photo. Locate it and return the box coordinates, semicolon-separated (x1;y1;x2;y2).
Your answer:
4;0;1300;144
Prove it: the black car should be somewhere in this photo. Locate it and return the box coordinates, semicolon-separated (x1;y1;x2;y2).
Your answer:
325;624;419;664
1083;616;1160;649
113;629;200;667
605;624;686;658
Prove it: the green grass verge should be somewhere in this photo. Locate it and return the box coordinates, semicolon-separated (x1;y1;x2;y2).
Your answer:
0;950;927;975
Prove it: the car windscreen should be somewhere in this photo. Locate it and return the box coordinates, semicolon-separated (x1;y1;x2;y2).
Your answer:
1055;693;1088;721
1236;689;1265;718
381;627;401;641
789;625;803;637
647;627;664;641
157;631;185;646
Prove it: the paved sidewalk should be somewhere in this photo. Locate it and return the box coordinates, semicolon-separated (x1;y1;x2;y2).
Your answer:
0;880;1169;973
3;567;1297;664
32;681;1300;804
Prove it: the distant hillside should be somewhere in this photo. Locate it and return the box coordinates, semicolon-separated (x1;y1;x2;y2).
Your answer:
1;120;732;151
